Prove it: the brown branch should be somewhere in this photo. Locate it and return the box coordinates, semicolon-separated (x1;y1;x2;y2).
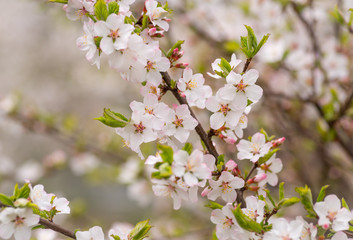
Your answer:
0;203;76;239
242;58;253;73
161;72;219;159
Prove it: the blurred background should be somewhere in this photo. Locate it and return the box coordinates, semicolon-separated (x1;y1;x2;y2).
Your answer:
1;0;353;239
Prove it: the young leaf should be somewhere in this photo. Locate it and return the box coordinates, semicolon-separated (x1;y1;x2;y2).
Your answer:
316;185;329;202
48;0;68;3
182;143;193;155
129;220;152;240
295;185;317;218
342;198;350;210
94;0;108;21
233;205;263;233
278;197;301;208
205;201;223;210
17;183;30;199
254;33;270;55
331;5;346;25
95;108;129;128
264;189;276;208
217;155;225;172
244;25;258;51
0;194;13;206
108;1;119;14
159;163;173;178
219;58;232;74
166;40;185;58
157;145;174;165
279;182;284;201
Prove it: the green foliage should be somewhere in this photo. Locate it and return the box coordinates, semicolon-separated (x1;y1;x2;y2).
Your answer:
240;25;270;59
0;194;13;206
258;149;278;165
95;108;129;128
48;0;68;3
233;205;263;233
182;143;193;155
108;1;119;15
95;0;108;21
342;198;350;210
223;40;241;52
316;185;329;202
129;220;152;240
279;182;285;201
216;154;225;172
158;145;174;165
331;5;346;25
295;185;317;218
142;15;150;30
278;197;301;208
205;201;223;210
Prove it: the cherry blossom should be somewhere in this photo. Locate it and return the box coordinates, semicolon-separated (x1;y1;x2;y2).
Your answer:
295;216;317;240
242;196;265;223
0;207;39;240
207;53;242;79
145;0;169;31
76;226;105;240
331;232;353;240
177;68;212;109
77;20;100;68
237;132;272;163
257;154;283;186
94;13;134;54
207;171;245;203
263;218;304;240
65;0;95;21
108;222;133;240
314;194;352;231
172;149;212;186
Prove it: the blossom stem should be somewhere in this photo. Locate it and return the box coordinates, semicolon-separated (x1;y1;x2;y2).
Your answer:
161;71;219;159
242;58;252;73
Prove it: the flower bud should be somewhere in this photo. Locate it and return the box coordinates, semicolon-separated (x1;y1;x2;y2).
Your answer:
14;198;29;208
201;186;212;197
271;137;285;148
225;160;237;171
174;63;189;69
254;173;267;183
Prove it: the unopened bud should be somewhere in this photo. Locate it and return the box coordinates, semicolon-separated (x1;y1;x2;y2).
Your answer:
14;198;29;208
271;137;285;148
148;28;157;35
201;186;212;197
248;186;260;191
174;63;189;69
254;173;267;182
165;18;171;22
225;160;237;171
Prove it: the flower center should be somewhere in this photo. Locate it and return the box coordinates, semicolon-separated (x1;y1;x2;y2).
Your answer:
186;79;197;90
145;107;154;114
173;116;184;128
14;216;25;226
235;80;247;92
110;29;119;39
134;122;145;133
146;61;155;71
327;211;337;222
221;181;231;193
251;143;260;154
223;217;233;228
220;104;230;116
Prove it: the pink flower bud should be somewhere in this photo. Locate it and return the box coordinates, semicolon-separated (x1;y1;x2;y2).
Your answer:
148;28;157;35
322;223;330;230
271;137;286;148
173;48;179;54
225;160;237;171
254;173;267;183
225;137;236;144
174;63;189;69
201;186;212;197
165;18;171;22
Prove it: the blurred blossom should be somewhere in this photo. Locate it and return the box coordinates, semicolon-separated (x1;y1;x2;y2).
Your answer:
70;153;100;176
43;150;67;169
35;229;60;240
127;179;153;207
118;157;141;184
15;161;44;183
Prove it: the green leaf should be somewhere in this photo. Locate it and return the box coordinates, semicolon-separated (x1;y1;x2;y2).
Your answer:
224;40;241;52
17;183;30;199
316;185;329;202
342;198;350;210
108;1;119;14
159;163;173;178
94;0;108;21
264;189;276;207
295;185;317;218
13;184;20;198
217;155;225;172
142;15;150;30
95;108;129;128
258;149;279;165
331;5;346;25
48;0;68;3
244;25;258;51
233;205;263;233
279;182;284;201
167;40;185;58
278;197;301;208
129;220;152;240
205;201;223;210
158;145;174;165
219;58;232;75
0;194;13;206
182;143;193;155
254;34;270;55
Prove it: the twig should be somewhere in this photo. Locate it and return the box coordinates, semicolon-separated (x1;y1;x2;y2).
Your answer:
161;72;219;159
0;203;76;239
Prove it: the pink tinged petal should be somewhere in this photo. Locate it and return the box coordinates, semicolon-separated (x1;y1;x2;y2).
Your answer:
237;151;254;160
226;71;242;85
53;197;70;214
314;202;329;219
332;220;349;232
288;220;304;239
183;68;193;80
183;117;198;129
205;97;220;112
229;177;245;189
0;223;15;239
100;37;115;55
194;165;211;180
246;85;263;103
156;57;170;72
219;171;235;182
207;188;222;201
177;81;187;91
155;20;169;31
143;93;158;107
184;172;198;186
204;155;216;170
210;209;225;225
105;14;124;30
210;112;225;130
216;85;236;102
94;21;110;36
174;129;190;143
230;54;242;68
175;104;190;116
189;186;198;202
14;226;32;240
266;173;279;186
243;69;259;85
325;195;341;212
222;189;237;203
171;194;182;210
269;158;283;173
225;111;242;129
252;133;266;145
76;231;92;240
90;226;105;239
231;93;247;110
174;150;188;165
23;212;39;226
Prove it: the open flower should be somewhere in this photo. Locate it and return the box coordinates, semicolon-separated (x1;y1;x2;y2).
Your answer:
237;132;272;162
76;226;105;240
0;208;39;240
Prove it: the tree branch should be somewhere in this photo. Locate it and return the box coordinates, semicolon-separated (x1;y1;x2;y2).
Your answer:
161;72;219;159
